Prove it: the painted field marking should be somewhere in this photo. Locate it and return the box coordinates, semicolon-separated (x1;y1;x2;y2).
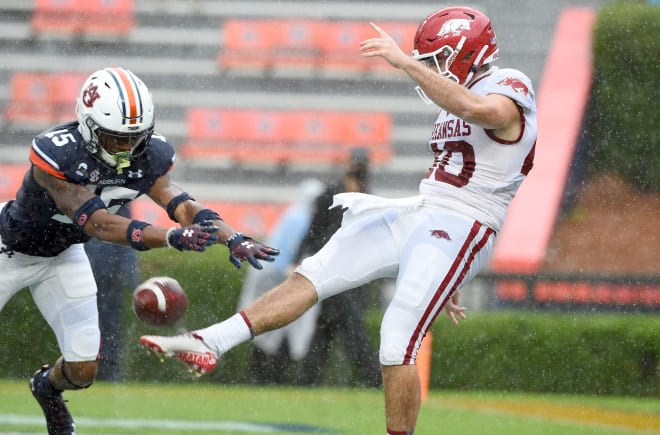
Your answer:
436;397;660;433
0;414;336;433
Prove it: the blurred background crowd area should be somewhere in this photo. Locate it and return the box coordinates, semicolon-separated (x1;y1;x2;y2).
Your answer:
0;0;658;396
0;0;603;197
0;0;657;312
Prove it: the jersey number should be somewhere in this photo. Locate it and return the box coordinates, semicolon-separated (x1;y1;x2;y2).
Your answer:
45;129;77;147
425;140;476;187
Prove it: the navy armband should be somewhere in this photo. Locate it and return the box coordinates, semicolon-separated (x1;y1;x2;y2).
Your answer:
73;196;107;229
126;220;152;251
193;208;222;224
166;192;194;222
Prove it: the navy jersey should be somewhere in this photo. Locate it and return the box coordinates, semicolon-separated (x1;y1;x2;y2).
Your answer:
0;121;175;257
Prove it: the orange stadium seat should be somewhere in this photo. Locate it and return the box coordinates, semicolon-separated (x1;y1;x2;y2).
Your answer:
219;19;324;71
3;72;55;125
269;20;324;68
79;0;135;36
4;72;89;127
0;164;29;201
219;20;281;70
218;19;417;75
368;21;419;71
31;0;134;36
319;21;418;72
180;108;392;167
51;72;88;122
318;21;374;71
31;0;81;34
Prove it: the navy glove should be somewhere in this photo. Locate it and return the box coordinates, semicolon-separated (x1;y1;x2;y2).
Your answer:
167;221;219;252
227;232;280;269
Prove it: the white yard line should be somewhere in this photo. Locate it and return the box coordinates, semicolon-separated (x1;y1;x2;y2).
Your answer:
0;413;333;433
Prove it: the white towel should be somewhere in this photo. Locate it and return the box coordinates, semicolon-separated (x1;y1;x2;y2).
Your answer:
330;192;424;222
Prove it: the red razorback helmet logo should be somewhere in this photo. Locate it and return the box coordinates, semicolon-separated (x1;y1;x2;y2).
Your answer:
496;77;529;96
81;83;100;108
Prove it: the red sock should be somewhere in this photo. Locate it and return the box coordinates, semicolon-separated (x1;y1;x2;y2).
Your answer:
387;430;414;435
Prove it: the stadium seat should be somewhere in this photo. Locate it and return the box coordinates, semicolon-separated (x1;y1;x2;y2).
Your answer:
79;0;135;36
180;108;392;167
31;0;81;34
368;21;419;71
3;71;88;127
31;0;134;36
0;164;29;201
219;19;323;71
51;72;88;122
318;21;373;71
218;18;417;75
3;72;55;125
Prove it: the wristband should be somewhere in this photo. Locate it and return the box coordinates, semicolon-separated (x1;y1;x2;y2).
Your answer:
165;227;176;249
73;196;106;229
166;192;194;222
126;220;152;251
193;209;222;225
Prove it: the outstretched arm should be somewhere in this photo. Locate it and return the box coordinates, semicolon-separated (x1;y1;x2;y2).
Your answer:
360;22;520;135
33;167;217;252
148;173;280;269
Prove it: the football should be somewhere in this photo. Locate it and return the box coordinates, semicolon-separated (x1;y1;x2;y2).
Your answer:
132;276;188;327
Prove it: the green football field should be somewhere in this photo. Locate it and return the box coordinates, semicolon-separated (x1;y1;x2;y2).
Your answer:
1;379;658;434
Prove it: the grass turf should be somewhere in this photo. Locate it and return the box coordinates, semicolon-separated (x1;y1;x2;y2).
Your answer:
1;379;659;434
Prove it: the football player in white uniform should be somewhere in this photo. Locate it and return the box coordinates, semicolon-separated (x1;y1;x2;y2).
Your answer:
140;7;536;435
0;67;278;435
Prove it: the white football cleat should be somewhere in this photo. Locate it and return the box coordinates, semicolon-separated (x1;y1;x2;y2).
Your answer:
140;333;219;375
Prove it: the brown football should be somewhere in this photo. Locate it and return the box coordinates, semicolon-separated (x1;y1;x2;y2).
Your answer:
132;276;188;327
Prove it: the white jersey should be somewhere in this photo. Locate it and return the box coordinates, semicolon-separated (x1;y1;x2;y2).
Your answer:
297;66;537;366
419;66;537;232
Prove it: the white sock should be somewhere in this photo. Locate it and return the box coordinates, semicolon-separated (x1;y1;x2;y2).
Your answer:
195;313;252;355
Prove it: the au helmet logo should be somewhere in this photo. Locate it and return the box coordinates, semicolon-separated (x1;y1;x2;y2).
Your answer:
82;83;100;108
438;19;471;37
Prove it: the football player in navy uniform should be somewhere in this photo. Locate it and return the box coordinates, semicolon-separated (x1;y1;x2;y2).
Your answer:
140;6;537;435
0;67;279;435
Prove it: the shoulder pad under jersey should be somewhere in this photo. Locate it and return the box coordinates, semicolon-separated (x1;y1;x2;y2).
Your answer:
483;68;536;111
140;131;176;178
30;122;87;180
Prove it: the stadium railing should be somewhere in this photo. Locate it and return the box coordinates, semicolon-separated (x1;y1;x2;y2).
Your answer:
483;272;660;312
490;8;596;273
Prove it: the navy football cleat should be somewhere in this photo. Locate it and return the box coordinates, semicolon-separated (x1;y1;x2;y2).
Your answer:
30;365;76;435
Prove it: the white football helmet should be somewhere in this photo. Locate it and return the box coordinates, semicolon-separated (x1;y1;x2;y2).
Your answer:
76;67;155;171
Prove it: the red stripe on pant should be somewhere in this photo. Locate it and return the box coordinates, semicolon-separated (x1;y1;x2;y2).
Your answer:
403;221;494;364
